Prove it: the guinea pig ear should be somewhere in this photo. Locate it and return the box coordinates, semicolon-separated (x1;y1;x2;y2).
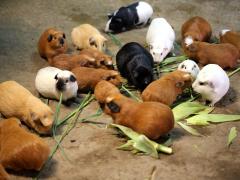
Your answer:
70;75;76;82
89;37;96;46
47;34;53;42
106;101;120;113
63;33;66;39
54;74;58;80
175;81;184;88
107;13;113;19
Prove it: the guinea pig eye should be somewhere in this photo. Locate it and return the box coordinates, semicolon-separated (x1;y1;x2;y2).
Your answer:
100;61;105;65
65;80;68;83
181;64;185;69
149;45;153;50
95;44;98;48
199;82;205;86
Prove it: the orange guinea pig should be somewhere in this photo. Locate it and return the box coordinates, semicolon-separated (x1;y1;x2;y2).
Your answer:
104;93;174;140
38;28;67;61
142;70;192;106
220;30;240;53
181;16;212;48
71;67;123;93
0;118;50;176
0;81;53;134
185;41;239;69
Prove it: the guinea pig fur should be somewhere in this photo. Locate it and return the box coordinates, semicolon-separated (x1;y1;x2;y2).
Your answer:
0;81;53;134
35;67;78;103
146;18;175;63
71;67;123;93
177;59;200;80
71;24;107;52
192;64;230;106
104;93;174;140
116;42;154;90
38;28;67;61
105;1;153;33
185;41;239;69
181;16;212;48
142;70;192;106
0;118;50;173
0;164;9;180
220;30;240;54
79;48;114;70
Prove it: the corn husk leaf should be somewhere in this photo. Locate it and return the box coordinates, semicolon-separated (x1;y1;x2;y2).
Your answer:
177;122;202;136
160;55;188;67
109;124;172;158
228;66;240;77
187;114;240;125
173;101;209;121
227;127;238;147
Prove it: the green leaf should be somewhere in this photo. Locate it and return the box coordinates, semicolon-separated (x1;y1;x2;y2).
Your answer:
117;140;134;151
227;127;238;147
173;101;209;121
177;122;202;136
187;114;240;125
228;66;240;77
160;55;188;66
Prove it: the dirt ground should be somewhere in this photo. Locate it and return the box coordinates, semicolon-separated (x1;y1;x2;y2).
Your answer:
0;0;240;179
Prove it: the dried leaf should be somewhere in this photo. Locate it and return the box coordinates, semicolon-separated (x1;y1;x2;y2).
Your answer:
177;122;202;136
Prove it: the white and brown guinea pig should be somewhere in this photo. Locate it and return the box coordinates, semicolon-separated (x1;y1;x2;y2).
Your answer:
185;41;239;69
192;64;230;107
181;16;212;48
71;24;107;52
0;118;50;175
219;30;240;53
71;67;123;93
35;67;78;105
38;28;67;61
178;59;200;80
142;70;192;106
0;81;53;134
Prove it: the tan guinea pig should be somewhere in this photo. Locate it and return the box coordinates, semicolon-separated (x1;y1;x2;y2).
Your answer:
38;28;68;61
0;81;53;134
181;16;212;48
0;118;50;173
219;30;240;54
104;93;175;140
71;67;123;93
185;41;239;69
71;24;107;52
142;70;192;106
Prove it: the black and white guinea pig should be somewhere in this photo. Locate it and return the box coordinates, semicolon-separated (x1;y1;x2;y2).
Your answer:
178;59;200;80
192;64;230;107
105;1;153;33
35;67;78;104
116;42;154;90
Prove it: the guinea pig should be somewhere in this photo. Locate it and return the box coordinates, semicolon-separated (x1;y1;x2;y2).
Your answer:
0;118;50;173
79;48;114;70
71;67;123;93
103;93;174;140
35;67;79;105
0;164;9;180
219;30;240;53
71;24;107;52
38;28;67;61
177;59;200;80
142;70;192;106
181;16;212;48
105;1;153;33
192;64;230;106
0;81;53;134
146;18;175;63
185;41;239;69
116;42;154;90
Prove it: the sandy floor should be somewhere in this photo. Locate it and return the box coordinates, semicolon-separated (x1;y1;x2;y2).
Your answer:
0;0;240;179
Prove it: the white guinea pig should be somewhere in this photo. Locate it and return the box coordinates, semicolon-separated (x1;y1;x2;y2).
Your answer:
192;64;230;106
35;67;78;103
177;59;200;79
146;18;175;63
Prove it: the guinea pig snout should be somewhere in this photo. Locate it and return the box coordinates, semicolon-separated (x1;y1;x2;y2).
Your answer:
56;79;66;91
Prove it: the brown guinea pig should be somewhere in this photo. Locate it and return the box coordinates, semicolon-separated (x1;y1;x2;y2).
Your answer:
104;93;174;140
220;30;240;53
0;118;50;174
181;16;212;48
71;67;123;93
185;41;239;69
142;70;192;106
0;81;53;135
38;28;67;61
79;48;114;69
0;164;9;180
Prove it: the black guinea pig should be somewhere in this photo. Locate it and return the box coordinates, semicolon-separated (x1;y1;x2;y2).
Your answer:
105;1;153;33
116;42;154;90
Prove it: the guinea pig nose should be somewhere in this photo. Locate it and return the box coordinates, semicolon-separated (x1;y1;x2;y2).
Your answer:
59;38;64;45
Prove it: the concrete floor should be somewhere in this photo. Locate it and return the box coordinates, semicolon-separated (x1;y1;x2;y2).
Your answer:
0;0;240;179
